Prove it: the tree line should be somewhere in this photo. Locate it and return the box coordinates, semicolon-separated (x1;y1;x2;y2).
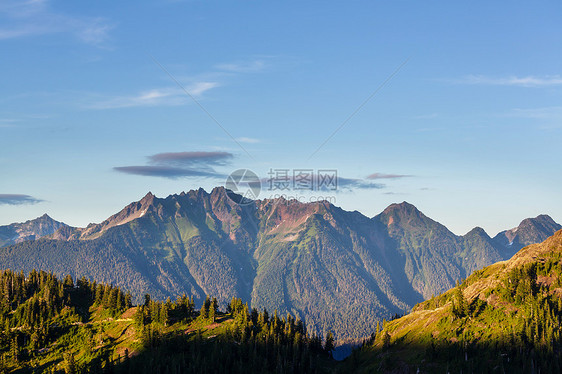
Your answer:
0;269;337;374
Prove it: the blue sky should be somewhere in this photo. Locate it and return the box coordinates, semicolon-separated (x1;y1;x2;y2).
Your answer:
1;0;561;235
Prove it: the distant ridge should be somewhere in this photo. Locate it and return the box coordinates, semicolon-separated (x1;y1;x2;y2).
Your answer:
0;214;68;247
493;214;561;254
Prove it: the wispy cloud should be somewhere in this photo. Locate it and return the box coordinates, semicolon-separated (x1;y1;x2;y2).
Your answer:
114;151;233;179
216;59;266;73
457;75;562;87
0;194;43;205
76;18;114;46
0;0;114;46
235;137;261;144
506;106;562;120
89;83;218;109
0;0;49;20
148;151;233;166
366;173;412;180
0;119;19;128
88;55;272;110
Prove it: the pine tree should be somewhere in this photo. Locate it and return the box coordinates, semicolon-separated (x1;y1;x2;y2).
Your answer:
210;298;218;323
133;306;145;327
63;275;74;289
161;301;170;326
200;297;209;319
324;331;335;356
382;331;391;350
108;288;118;311
124;293;132;309
115;290;123;313
209;302;216;323
94;284;103;305
453;286;468;318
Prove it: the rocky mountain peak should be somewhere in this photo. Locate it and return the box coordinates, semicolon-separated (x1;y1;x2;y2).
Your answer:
465;226;490;238
493;214;561;252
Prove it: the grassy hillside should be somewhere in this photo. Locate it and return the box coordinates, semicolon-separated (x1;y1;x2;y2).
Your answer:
0;269;335;373
344;230;562;373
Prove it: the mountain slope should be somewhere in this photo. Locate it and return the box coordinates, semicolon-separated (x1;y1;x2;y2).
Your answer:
375;204;561;299
0;214;68;247
0;188;258;302
458;226;504;275
251;200;421;340
0;189;419;339
0;188;559;342
347;229;562;373
375;202;464;299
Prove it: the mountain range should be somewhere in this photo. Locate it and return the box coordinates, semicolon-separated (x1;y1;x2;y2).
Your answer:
0;187;559;340
347;227;562;373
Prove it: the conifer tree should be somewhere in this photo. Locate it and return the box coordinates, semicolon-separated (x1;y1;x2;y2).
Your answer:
209;298;217;323
63;274;74;289
382;331;391;350
200;297;209;319
161;300;171;326
324;331;335;356
453;286;468;318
